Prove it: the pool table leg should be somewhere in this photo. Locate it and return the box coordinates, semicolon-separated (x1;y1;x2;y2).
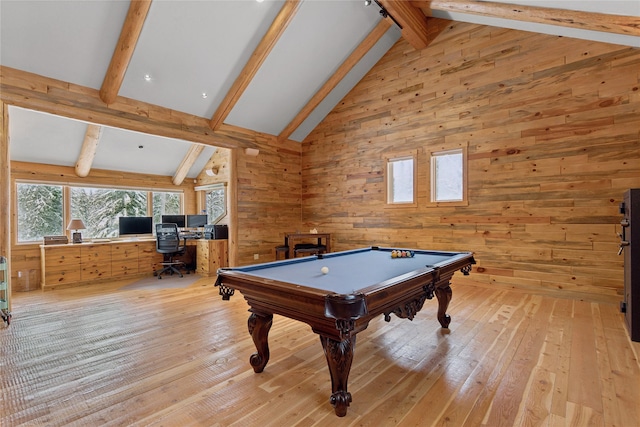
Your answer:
319;334;356;417
435;283;452;328
247;311;273;373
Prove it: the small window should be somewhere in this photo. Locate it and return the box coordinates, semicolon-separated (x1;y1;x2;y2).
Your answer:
16;183;63;242
428;147;467;206
386;152;417;206
205;184;227;224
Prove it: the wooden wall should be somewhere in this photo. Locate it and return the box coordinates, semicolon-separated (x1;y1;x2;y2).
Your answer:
234;134;302;265
301;22;640;303
10;161;197;291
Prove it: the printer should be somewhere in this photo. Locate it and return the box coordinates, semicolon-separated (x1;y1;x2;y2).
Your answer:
204;224;228;240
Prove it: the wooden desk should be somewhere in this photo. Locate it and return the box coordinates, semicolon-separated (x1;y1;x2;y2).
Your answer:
284;233;330;259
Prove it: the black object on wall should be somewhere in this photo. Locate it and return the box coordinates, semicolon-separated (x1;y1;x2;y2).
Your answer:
619;189;639;342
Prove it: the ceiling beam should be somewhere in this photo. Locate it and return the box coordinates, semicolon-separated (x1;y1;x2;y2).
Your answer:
378;0;431;50
172;144;204;185
278;19;392;142
1;66;259;150
209;0;302;131
75;124;104;177
413;0;640;37
99;0;152;105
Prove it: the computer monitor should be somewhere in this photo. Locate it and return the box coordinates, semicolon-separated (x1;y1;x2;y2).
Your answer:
186;214;207;228
161;214;186;228
118;216;153;236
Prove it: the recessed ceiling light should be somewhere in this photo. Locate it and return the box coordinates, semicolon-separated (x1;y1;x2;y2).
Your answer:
202;92;208;99
256;0;264;3
144;74;152;82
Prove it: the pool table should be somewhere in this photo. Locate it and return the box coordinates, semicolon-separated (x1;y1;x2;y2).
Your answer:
214;246;475;417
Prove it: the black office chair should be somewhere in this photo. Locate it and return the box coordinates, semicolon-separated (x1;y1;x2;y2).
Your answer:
154;223;185;279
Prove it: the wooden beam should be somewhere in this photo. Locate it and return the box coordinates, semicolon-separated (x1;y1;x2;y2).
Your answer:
0;102;11;310
99;0;152;105
413;0;640;37
1;66;259;150
172;144;204;186
209;0;302;130
75;124;104;177
278;19;392;142
378;0;431;50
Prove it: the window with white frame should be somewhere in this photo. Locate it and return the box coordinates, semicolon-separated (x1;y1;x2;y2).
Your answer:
198;183;227;224
429;147;467;205
386;153;416;206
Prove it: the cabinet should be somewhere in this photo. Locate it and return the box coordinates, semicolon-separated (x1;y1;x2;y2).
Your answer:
40;240;162;290
41;245;81;287
81;244;112;281
112;242;139;278
196;239;228;276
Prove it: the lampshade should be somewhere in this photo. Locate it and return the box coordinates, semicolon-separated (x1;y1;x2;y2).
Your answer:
67;219;86;231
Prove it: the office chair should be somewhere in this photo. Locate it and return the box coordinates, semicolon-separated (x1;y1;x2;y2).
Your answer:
154;223;185;279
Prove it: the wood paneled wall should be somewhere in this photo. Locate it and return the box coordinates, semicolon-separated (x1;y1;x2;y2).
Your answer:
234;134;302;265
301;22;640;303
10;161;196;291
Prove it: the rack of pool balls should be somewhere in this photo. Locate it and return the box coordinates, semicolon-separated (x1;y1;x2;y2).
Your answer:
391;249;414;258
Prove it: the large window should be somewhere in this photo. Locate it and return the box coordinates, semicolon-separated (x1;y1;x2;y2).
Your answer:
16;182;183;243
71;187;148;239
16;183;63;242
386;152;417;206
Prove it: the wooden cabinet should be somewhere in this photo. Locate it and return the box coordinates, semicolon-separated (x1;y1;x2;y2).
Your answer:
41;245;81;287
138;241;161;275
196;239;228;276
40;240;162;290
81;244;112;281
111;242;139;278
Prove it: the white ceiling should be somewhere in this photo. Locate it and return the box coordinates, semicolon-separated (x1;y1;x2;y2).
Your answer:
1;0;638;180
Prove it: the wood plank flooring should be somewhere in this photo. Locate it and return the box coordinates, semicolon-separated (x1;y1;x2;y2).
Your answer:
1;278;638;426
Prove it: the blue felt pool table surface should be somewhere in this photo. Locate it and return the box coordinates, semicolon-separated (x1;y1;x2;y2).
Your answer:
230;247;471;294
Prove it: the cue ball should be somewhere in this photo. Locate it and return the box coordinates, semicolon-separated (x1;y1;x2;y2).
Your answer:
321;266;329;275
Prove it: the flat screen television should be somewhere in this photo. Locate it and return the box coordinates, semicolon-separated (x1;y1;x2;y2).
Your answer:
118;216;153;236
186;214;207;228
161;214;186;228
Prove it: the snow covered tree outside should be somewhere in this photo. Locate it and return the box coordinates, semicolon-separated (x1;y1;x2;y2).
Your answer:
153;192;182;225
205;186;226;224
71;187;148;238
16;183;63;242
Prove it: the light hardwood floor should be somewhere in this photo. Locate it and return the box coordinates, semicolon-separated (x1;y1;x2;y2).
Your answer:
1;277;638;426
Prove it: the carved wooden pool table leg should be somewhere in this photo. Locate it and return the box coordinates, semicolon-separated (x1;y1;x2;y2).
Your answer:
319;334;356;417
247;311;273;373
435;283;452;328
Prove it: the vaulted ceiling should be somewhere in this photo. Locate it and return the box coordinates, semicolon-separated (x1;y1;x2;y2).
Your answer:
1;0;638;184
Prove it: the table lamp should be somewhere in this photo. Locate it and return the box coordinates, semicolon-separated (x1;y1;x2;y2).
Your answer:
67;219;86;244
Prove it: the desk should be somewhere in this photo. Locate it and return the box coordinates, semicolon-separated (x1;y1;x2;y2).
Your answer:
215;246;475;416
176;236;229;276
284;232;330;258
